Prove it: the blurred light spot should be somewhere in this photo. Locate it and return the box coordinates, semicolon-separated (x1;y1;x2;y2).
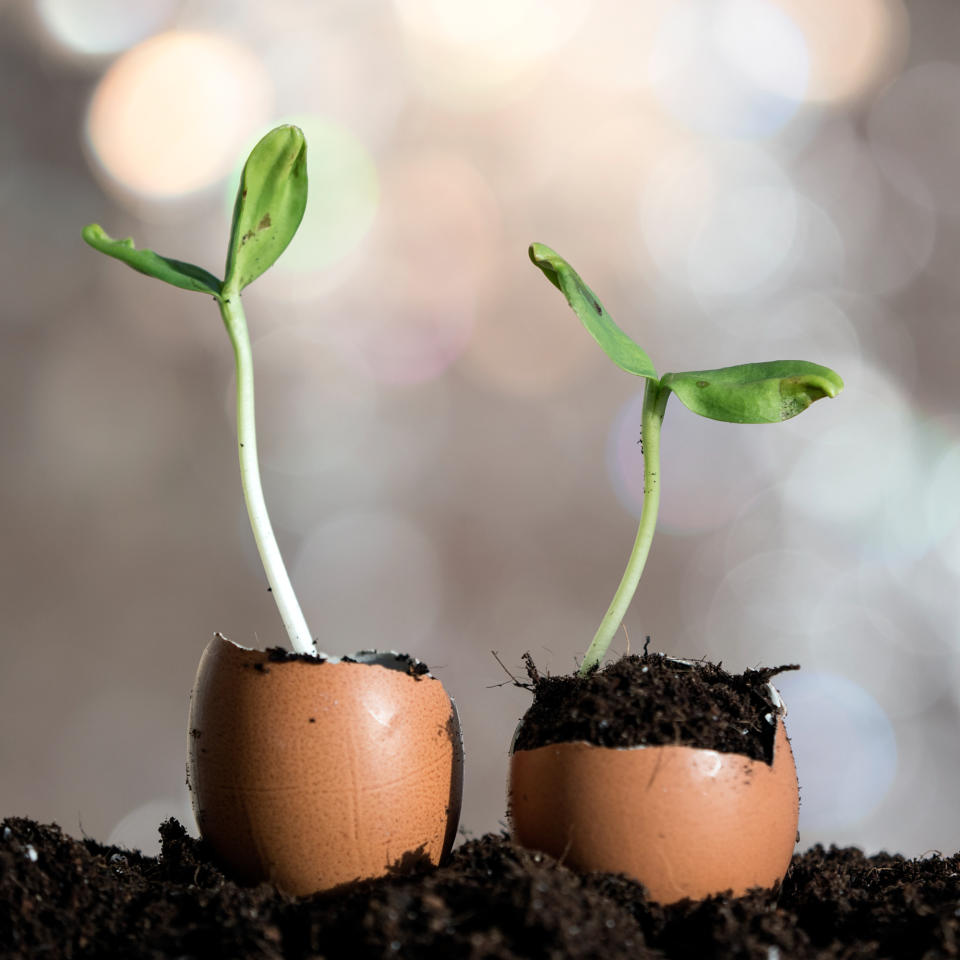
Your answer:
512;105;680;253
350;378;452;494
244;3;407;147
607;391;774;534
37;0;176;56
858;151;937;296
868;61;960;216
555;0;670;92
776;671;897;833
712;293;861;390
937;527;960;584
256;374;452;542
795;117;866;198
780;367;913;527
349;152;500;384
872;417;960;571
798;123;935;296
641;144;798;302
294;511;442;653
240;116;378;298
648;0;809;138
708;291;863;464
722;486;790;569
240;325;377;478
364;296;474;386
393;0;590;107
460;263;594;396
86;32;272;200
395;0;588;52
709;194;848;296
775;199;847;291
689;181;798;301
679;528;846;667
929;435;960;576
107;792;194;855
774;0;909;104
804;571;953;718
720;483;872;593
712;548;841;637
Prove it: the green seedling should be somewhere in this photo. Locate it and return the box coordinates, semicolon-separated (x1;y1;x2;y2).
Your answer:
83;125;315;654
529;243;844;677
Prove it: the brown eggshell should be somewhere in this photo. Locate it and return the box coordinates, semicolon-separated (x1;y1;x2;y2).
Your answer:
509;722;798;904
187;634;463;895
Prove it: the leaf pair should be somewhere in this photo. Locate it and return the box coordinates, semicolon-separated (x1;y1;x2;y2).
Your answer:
529;243;844;424
82;125;308;299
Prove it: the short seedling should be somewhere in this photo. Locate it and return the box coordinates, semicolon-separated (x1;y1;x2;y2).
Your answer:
83;125;315;655
528;243;844;676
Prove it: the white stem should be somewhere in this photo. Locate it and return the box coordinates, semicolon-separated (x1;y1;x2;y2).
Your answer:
578;381;669;676
219;293;315;654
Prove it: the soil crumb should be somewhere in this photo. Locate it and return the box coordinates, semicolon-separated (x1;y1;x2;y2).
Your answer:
3;817;960;959
512;653;797;762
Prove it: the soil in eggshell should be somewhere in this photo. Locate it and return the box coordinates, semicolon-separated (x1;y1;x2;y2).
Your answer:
512;651;798;762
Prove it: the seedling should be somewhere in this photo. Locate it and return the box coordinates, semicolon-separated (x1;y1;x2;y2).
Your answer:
529;243;844;676
83;128;463;894
83;125;315;655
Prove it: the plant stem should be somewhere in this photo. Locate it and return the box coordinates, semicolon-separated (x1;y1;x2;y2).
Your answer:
579;380;669;676
218;292;314;655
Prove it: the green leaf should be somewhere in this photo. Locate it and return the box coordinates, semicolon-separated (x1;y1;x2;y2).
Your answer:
661;361;844;424
81;224;222;297
223;125;307;293
529;243;658;381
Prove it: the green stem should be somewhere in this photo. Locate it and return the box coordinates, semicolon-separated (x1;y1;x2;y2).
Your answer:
579;380;669;676
218;292;314;655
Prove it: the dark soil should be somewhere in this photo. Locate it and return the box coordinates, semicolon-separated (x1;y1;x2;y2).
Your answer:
3;817;960;959
512;652;798;763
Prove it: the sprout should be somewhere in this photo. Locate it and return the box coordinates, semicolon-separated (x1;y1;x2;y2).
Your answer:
529;243;844;677
83;126;315;654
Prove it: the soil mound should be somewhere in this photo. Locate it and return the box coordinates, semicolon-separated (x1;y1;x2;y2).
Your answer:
3;817;959;959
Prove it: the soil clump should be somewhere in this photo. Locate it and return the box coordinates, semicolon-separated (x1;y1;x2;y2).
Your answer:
512;652;796;763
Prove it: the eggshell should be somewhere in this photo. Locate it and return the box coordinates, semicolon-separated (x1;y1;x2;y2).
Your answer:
509;722;798;904
187;634;463;895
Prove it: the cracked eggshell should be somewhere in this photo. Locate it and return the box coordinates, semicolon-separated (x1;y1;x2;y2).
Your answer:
509;722;798;904
187;633;463;895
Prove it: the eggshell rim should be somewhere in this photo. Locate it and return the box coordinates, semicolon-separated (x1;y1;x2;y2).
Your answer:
212;631;440;678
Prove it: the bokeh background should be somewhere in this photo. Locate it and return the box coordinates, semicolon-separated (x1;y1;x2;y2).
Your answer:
2;0;959;860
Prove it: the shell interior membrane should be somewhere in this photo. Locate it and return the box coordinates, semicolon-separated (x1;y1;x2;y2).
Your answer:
661;655;697;667
346;649;432;676
766;682;786;715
